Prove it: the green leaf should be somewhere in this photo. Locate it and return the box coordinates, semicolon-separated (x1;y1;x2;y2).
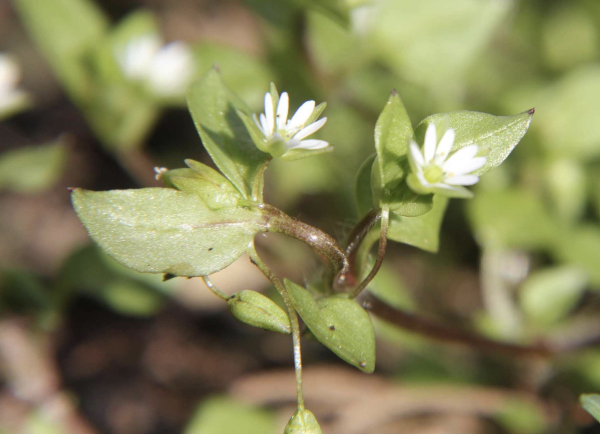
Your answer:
284;279;375;373
387;195;448;252
102;280;164;317
553;225;600;288
184;397;276;434
13;0;109;101
71;188;267;277
285;408;323;434
545;158;586;224
227;290;291;334
520;266;588;326
372;92;413;207
581;394;600;423
415;109;534;176
187;68;269;199
467;189;558;249
0;142;67;193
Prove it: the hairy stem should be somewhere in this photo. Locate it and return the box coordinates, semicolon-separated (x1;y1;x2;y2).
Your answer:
247;242;305;410
350;206;389;298
261;205;348;287
201;276;230;301
338;208;382;288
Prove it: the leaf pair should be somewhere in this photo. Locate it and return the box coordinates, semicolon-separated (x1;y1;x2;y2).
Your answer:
359;91;534;253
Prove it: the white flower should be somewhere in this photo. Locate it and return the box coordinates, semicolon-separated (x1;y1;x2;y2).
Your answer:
407;123;486;198
116;34;195;97
253;90;329;156
0;54;28;117
154;166;168;180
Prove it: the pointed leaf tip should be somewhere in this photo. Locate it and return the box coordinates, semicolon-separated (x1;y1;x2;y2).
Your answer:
527;107;535;115
391;88;397;96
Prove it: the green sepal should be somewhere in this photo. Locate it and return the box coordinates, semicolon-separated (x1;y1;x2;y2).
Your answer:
284;408;322;434
237;109;270;154
284;279;375;373
227;290;291;334
414;109;534;176
72;188;267;277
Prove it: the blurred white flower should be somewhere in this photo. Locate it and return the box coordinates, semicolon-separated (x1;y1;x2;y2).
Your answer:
0;54;28;117
407;123;486;198
254;90;329;153
117;34;195;97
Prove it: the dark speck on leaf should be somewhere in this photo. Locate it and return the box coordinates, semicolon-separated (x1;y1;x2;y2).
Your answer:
329;325;335;331
208;247;214;251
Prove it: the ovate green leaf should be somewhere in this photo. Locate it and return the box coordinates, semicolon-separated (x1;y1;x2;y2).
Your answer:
386;195;448;252
285;279;375;373
285;408;322;434
415;110;534;176
227;290;291;334
520;266;587;326
553;225;600;288
72;188;267;277
187;68;269;198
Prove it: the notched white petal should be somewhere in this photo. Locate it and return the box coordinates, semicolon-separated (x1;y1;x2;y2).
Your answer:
293;117;327;140
289;100;315;128
276;92;289;130
423;123;437;162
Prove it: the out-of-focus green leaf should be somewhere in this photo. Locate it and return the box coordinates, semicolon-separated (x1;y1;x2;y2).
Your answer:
368;263;415;311
467;189;557;249
387;195;448;252
415;110;534;176
227;290;291;334
545;158;586;224
581;394;600;423
520;266;588;326
187;68;269;199
102;280;164;317
192;44;272;109
71;188;267;277
13;0;108;100
553;225;600;288
542;3;599;71
0;142;66;193
285;408;323;434
0;269;50;314
371;0;511;88
285;279;375;373
184;396;276;434
372;92;413;208
296;0;350;28
496;399;547;434
535;66;600;160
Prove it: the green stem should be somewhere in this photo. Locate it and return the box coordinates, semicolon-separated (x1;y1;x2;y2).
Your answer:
247;242;305;410
350;206;390;299
201;276;230;301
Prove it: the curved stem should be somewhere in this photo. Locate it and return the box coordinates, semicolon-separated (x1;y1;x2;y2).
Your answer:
337;208;382;288
247;242;305;410
261;206;348;287
201;276;230;301
350;206;389;299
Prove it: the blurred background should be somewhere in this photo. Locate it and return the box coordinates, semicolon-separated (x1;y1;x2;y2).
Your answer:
1;0;600;432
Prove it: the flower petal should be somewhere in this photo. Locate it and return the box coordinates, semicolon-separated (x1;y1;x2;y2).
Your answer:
289;100;315;128
293;117;327;140
264;92;275;135
409;142;425;168
447;156;486;176
445;174;480;185
423;123;437;162
436;128;455;162
276;92;289;130
442;145;479;173
259;113;269;137
294;139;329;150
